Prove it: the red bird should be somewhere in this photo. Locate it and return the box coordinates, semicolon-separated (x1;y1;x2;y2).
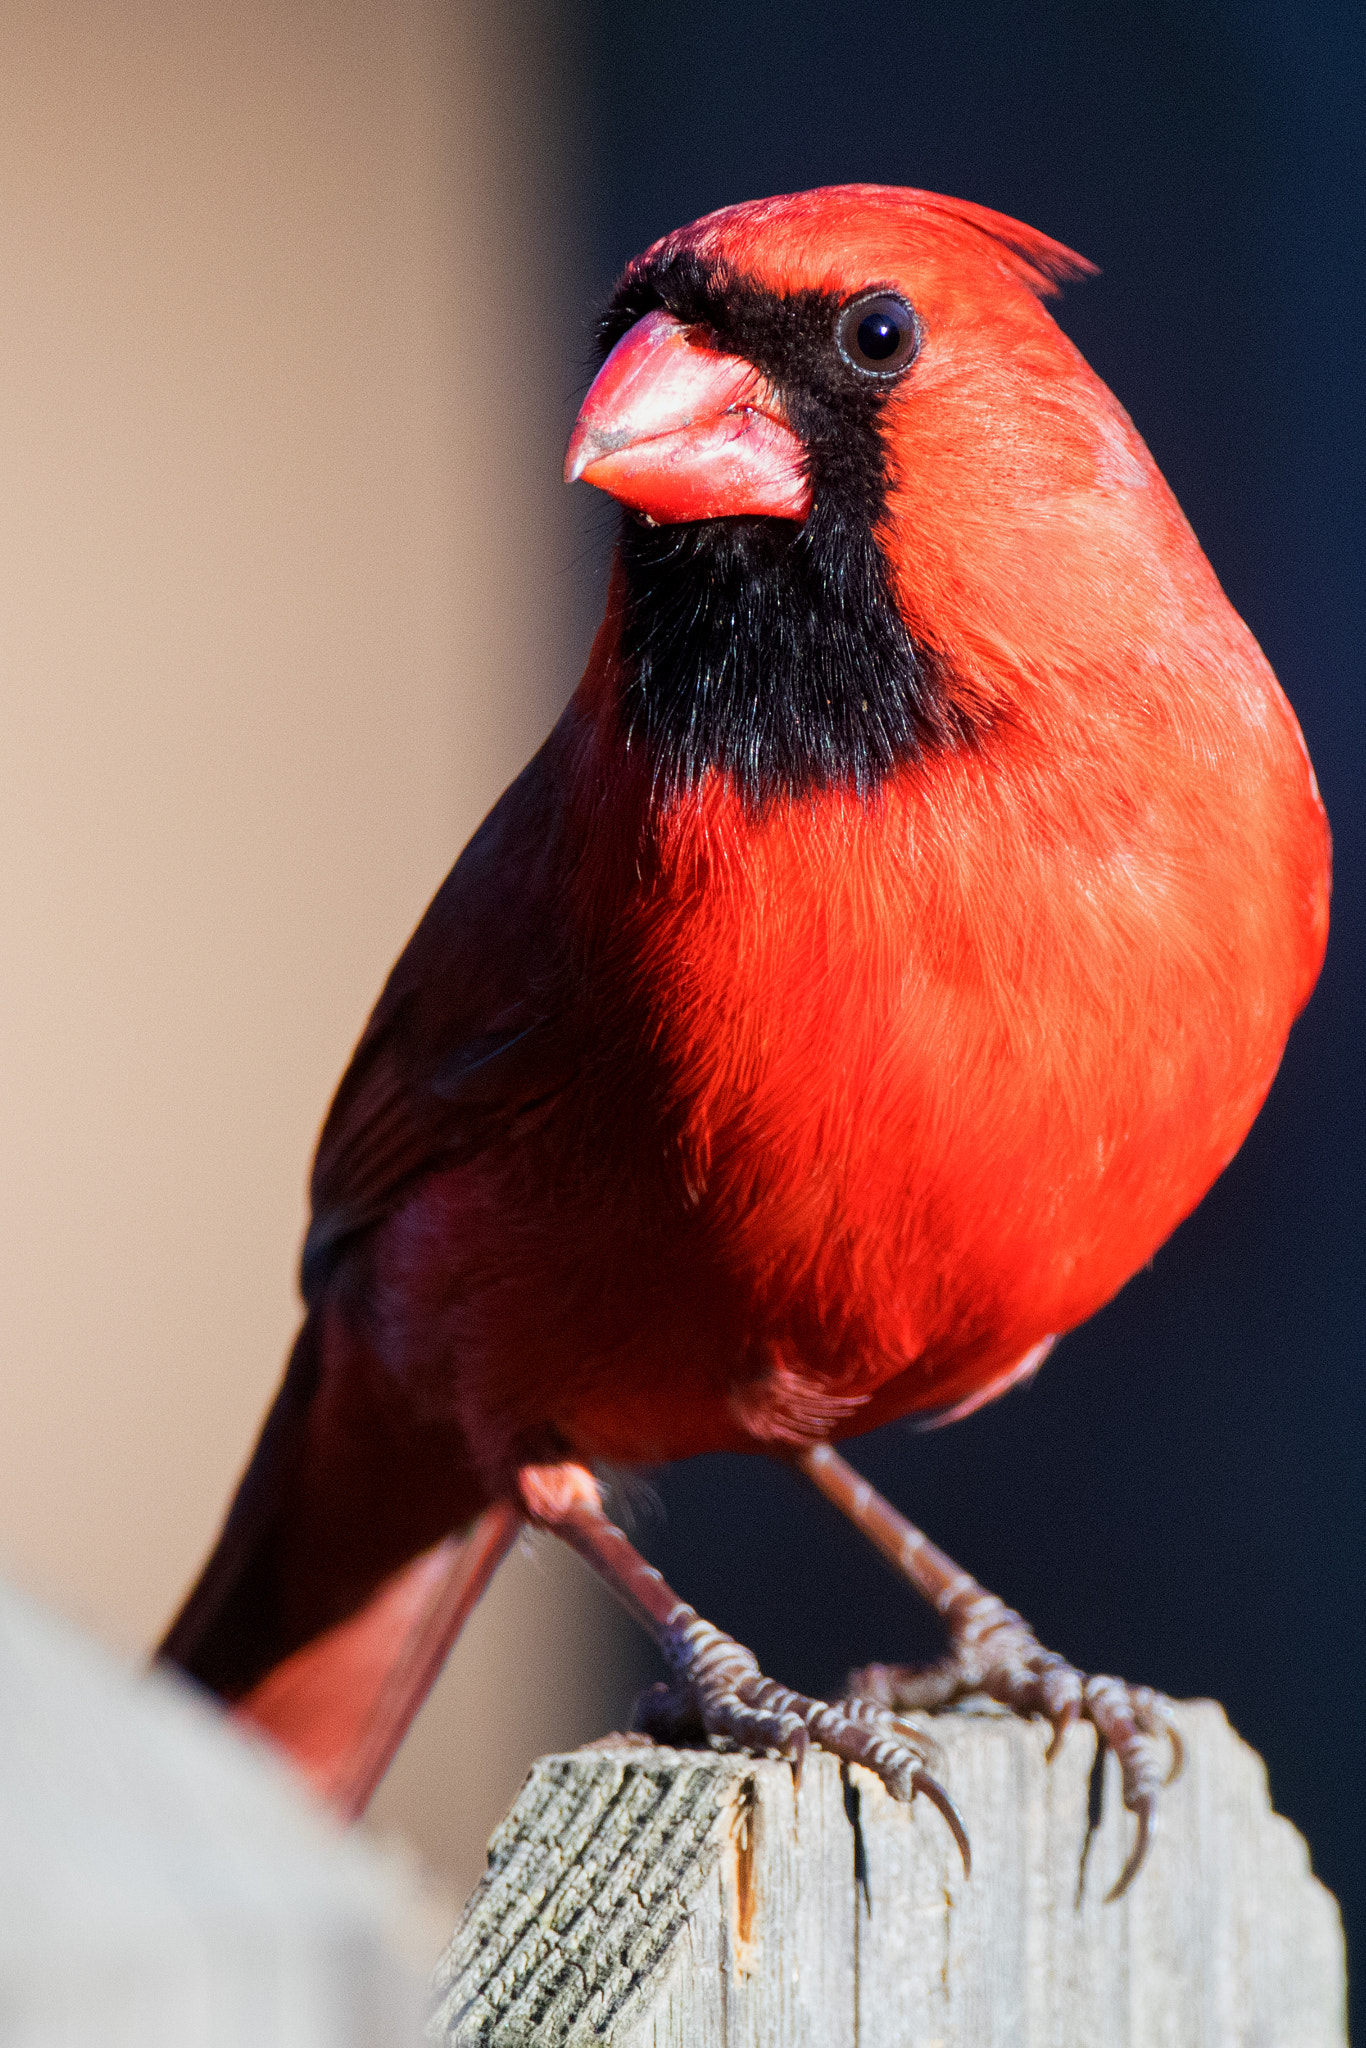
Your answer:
160;186;1329;1895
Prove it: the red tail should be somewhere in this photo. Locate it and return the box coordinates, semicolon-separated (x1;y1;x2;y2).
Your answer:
158;1314;513;1811
234;1507;519;1815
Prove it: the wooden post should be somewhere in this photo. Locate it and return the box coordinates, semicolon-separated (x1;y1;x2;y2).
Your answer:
0;1575;430;2046
433;1701;1345;2047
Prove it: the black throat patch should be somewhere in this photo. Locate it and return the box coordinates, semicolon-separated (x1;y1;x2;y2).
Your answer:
599;252;964;802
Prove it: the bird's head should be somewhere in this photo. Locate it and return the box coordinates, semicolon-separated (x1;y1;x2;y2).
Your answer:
566;186;1207;803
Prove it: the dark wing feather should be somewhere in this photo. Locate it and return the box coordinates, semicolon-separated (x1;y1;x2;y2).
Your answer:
301;716;579;1300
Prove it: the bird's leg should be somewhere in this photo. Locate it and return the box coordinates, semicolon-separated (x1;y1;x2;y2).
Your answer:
517;1462;969;1869
794;1443;1181;1898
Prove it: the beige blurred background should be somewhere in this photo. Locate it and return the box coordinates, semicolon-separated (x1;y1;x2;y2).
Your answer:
0;0;630;1912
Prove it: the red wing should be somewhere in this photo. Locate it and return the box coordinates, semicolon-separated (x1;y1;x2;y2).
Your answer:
301;720;578;1300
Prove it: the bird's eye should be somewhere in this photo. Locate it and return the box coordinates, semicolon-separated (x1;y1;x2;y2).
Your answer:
835;291;919;377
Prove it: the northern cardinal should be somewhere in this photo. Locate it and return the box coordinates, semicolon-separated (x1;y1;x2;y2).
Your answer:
160;186;1329;1896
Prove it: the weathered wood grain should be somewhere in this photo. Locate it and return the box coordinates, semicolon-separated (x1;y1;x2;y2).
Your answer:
432;1701;1346;2047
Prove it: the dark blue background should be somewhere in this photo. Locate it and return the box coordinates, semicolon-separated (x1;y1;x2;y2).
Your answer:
564;0;1364;2017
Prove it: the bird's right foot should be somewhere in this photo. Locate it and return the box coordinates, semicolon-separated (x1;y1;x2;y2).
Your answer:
633;1610;970;1870
519;1462;969;1869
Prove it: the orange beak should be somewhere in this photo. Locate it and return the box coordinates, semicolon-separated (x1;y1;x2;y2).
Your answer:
564;309;812;525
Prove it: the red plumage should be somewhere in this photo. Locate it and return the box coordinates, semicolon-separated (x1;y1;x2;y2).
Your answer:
160;187;1328;1840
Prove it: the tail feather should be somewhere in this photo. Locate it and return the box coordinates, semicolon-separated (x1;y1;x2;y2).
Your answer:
158;1318;323;1697
235;1506;520;1816
157;1309;514;1813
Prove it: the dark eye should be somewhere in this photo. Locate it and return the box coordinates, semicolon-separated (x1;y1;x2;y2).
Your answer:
835;291;919;377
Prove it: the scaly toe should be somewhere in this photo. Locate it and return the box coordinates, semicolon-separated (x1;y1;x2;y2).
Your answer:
845;1632;1178;1895
1082;1672;1180;1889
636;1625;969;1870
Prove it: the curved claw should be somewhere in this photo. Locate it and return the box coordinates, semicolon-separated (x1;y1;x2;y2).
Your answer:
913;1766;972;1877
847;1644;1181;1903
1127;1684;1184;1787
1044;1695;1080;1764
1105;1792;1153;1903
784;1719;810;1790
1164;1719;1185;1785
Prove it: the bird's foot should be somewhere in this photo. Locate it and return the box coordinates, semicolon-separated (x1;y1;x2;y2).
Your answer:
846;1587;1181;1898
529;1464;969;1866
635;1612;970;1871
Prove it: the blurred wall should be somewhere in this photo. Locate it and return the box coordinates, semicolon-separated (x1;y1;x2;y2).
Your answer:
0;0;626;1908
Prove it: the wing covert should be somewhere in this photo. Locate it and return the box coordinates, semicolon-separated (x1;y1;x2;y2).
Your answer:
301;717;579;1301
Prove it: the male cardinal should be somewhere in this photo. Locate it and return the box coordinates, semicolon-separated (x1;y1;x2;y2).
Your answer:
160;186;1329;1897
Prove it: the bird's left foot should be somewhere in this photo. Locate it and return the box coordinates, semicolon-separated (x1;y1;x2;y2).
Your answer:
795;1443;1181;1898
845;1589;1181;1898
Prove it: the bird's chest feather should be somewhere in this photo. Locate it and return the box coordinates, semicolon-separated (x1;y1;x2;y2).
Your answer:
443;680;1323;1467
592;728;1316;1394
